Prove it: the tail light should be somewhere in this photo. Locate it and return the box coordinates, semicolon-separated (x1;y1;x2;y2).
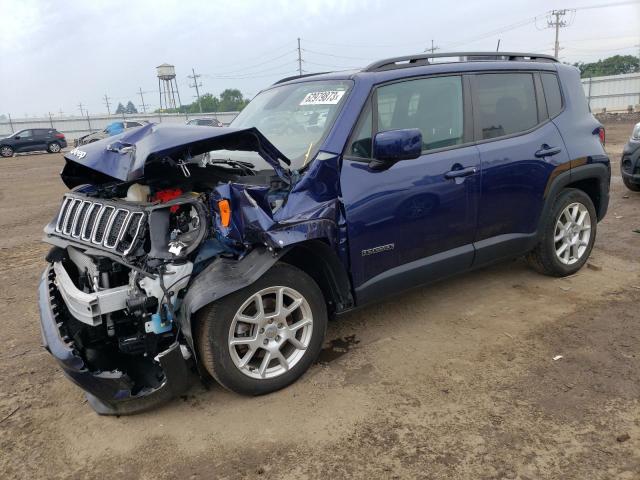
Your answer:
596;126;605;146
55;133;65;139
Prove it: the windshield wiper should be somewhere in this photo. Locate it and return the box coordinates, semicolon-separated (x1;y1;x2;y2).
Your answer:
208;158;256;176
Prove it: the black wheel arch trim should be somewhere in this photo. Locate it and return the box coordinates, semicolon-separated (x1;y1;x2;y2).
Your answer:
542;159;610;226
178;246;288;360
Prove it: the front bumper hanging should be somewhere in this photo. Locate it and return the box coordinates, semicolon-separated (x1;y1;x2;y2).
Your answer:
38;266;191;415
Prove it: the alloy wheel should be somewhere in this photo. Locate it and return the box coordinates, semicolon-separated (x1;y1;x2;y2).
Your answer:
228;286;313;379
49;143;61;153
554;202;591;265
0;146;13;157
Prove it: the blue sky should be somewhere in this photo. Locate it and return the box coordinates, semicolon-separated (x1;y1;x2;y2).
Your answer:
1;0;638;117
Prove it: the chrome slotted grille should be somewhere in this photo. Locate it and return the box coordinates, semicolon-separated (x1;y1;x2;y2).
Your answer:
53;194;146;256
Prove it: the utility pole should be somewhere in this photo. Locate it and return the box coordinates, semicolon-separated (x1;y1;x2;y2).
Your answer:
103;94;112;116
77;102;85;117
188;68;203;113
547;9;568;59
138;87;147;114
496;39;501;52
58;109;64;117
48;112;54;128
426;39;439;54
297;37;303;76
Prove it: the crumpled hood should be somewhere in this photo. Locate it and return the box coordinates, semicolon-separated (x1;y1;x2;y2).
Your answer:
62;123;291;184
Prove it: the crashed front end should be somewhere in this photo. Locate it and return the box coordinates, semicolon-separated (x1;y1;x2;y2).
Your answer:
37;123;343;414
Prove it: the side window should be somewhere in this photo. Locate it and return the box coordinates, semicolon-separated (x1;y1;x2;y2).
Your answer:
474;73;538;140
541;73;563;118
19;130;33;137
349;102;373;158
376;76;464;151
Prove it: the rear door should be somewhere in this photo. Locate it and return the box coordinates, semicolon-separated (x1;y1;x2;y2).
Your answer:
471;71;570;266
341;75;481;304
34;129;50;149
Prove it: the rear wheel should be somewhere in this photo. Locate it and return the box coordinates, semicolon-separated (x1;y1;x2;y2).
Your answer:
623;177;640;192
195;263;327;395
0;145;14;157
527;188;597;277
47;142;61;153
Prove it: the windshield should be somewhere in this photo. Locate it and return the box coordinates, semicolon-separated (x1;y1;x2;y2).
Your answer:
222;79;352;171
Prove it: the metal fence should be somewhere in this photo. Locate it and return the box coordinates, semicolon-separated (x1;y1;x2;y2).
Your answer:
0;111;240;140
582;72;640;113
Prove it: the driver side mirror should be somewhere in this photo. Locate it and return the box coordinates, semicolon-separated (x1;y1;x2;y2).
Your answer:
14;136;20;140
369;128;422;171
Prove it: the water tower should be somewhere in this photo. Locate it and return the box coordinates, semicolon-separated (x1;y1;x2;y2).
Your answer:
156;63;182;112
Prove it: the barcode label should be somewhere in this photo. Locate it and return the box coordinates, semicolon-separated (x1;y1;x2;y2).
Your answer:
299;90;345;105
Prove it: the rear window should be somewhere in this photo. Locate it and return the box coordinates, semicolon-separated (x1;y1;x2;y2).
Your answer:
541;73;563;118
474;73;538;140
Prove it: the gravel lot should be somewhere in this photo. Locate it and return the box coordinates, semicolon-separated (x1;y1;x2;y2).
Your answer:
1;122;639;479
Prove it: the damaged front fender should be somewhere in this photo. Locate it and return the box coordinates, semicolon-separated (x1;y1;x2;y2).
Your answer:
212;151;343;250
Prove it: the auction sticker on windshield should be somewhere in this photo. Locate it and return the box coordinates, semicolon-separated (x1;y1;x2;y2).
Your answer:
300;90;345;105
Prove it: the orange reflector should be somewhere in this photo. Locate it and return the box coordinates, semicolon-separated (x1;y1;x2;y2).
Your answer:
218;199;231;227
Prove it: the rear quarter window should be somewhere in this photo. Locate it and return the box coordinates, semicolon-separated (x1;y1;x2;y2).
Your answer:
541;73;563;118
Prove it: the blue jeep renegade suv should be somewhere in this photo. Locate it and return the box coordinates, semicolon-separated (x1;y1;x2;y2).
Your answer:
38;52;609;414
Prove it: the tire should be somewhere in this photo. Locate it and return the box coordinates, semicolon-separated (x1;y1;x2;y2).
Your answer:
527;188;597;277
195;263;327;395
0;145;14;158
47;142;61;153
623;177;640;192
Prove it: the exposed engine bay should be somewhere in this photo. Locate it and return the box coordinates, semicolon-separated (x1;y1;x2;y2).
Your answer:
44;162;288;398
38;123;344;414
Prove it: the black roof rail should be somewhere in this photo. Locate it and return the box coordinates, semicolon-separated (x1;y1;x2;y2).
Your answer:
272;72;330;85
365;52;558;72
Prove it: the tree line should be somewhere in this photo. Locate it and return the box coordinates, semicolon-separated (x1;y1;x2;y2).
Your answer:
111;89;250;115
572;55;639;78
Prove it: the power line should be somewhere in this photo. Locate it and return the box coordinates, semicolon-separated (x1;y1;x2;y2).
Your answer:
103;94;112;115
188;67;203;113
573;0;640;11
302;48;372;61
203;60;299;79
211;49;297;75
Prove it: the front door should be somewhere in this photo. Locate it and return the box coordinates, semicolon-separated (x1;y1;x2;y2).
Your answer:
341;75;481;305
14;129;36;152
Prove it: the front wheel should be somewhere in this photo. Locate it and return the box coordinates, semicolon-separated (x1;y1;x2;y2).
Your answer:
47;142;61;153
195;263;327;395
527;188;597;277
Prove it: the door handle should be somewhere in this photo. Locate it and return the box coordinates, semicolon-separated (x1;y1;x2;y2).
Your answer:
444;166;477;179
535;144;562;158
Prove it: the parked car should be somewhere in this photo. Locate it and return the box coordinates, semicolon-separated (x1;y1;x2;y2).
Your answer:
74;120;148;146
186;118;224;127
38;52;609;415
0;128;67;157
621;122;640;191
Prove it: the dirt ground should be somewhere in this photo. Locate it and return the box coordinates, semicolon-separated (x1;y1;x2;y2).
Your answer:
1;122;639;480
